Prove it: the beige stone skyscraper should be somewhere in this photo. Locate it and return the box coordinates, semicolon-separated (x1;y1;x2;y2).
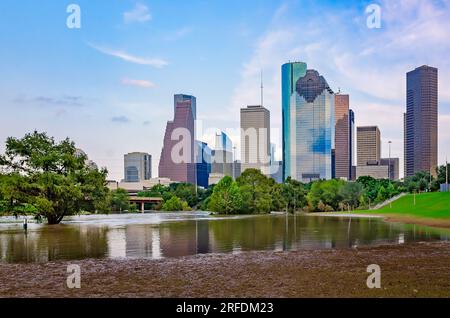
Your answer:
357;126;381;165
240;105;270;175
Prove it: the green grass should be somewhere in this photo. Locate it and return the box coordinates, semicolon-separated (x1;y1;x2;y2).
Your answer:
360;192;450;220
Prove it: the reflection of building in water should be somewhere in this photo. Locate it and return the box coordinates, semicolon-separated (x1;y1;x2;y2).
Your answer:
107;228;126;258
159;221;211;257
124;225;162;259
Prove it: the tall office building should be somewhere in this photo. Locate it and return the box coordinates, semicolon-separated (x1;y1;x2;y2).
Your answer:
211;131;234;178
196;141;212;188
380;158;400;181
240;105;271;175
215;131;232;152
282;66;335;182
357;126;381;166
124;152;152;182
282;61;308;180
349;109;356;180
404;65;438;177
159;94;196;184
334;94;350;180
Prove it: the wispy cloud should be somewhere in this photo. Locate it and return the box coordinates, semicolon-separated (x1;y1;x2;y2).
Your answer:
88;43;168;68
164;26;194;41
14;95;84;107
122;78;156;88
124;3;152;24
111;116;130;124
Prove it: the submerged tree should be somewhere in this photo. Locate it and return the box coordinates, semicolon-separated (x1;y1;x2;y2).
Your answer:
0;131;109;224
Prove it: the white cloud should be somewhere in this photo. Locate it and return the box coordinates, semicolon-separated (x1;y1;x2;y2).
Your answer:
88;43;168;68
165;27;194;41
121;78;156;88
124;3;152;24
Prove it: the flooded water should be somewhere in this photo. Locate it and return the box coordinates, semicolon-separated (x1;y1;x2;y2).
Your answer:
0;212;449;263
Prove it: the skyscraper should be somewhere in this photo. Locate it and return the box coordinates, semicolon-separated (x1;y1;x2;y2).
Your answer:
196;141;212;188
349;109;356;180
357;126;381;166
215;131;232;153
334;94;350;180
283;67;335;183
404;65;438;177
240;105;271;175
159;94;196;184
124;152;152;182
282;61;307;180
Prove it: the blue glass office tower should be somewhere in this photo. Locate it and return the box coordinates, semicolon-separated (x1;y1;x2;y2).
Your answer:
282;62;307;180
196;141;212;188
282;63;335;182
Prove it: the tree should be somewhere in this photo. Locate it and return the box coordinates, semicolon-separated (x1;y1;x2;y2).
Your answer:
0;131;109;224
236;169;273;214
208;176;243;214
307;179;344;212
110;189;130;212
161;196;191;211
339;182;363;210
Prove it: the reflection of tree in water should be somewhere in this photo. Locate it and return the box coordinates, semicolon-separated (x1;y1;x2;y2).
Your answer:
0;225;109;263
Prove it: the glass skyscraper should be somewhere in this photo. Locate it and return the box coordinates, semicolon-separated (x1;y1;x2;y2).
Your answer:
282;63;335;182
282;62;307;180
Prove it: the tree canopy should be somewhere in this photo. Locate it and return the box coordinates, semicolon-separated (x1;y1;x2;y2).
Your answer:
0;131;109;224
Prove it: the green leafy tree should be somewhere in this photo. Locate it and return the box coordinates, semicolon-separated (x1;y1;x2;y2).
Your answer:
110;188;130;212
0;131;109;224
339;182;363;210
236;169;273;213
208;176;243;214
161;196;191;211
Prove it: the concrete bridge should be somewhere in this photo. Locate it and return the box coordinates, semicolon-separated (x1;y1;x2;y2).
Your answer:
129;197;163;212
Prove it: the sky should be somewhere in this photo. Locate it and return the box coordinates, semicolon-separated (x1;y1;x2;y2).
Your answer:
0;0;449;181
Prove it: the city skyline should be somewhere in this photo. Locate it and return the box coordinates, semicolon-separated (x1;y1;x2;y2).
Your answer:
0;1;449;181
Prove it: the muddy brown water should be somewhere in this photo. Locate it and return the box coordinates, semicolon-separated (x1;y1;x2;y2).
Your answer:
0;212;449;263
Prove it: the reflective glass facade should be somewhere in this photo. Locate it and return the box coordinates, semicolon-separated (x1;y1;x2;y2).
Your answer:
283;65;334;182
282;62;307;180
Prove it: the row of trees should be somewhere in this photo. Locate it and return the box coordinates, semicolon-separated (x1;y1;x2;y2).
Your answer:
1;131;448;222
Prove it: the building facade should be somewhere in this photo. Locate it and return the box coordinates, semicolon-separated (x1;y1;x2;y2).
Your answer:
357;126;381;166
380;157;400;181
356;164;389;180
282;61;308;180
240;105;271;175
159;94;196;184
196;141;212;188
334;94;351;180
283;67;335;183
124;152;152;182
404;65;438;177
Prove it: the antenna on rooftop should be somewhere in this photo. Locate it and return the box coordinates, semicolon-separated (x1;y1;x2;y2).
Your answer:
260;69;264;107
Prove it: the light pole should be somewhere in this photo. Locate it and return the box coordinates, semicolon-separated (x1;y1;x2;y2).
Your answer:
388;141;392;181
233;146;236;180
446;157;449;192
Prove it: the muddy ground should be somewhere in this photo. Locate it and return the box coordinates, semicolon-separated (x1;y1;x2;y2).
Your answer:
0;242;449;298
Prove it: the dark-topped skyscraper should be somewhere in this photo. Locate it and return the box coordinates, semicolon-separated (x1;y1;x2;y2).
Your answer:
404;65;438;177
282;64;335;182
159;94;196;184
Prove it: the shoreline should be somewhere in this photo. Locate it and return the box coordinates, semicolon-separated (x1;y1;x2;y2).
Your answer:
1;241;449;298
308;212;450;229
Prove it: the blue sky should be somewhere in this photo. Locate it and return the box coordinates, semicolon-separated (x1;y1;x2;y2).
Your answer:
0;0;449;180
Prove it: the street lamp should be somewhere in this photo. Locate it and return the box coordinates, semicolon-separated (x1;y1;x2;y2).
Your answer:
388;141;392;181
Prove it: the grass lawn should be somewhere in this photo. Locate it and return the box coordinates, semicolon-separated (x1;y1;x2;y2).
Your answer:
355;192;450;228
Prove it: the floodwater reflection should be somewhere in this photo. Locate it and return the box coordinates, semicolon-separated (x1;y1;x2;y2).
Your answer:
0;213;448;263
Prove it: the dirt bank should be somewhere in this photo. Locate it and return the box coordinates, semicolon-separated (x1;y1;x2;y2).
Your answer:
1;242;449;298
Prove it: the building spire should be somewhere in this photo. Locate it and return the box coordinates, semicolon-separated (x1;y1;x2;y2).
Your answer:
260;69;264;107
